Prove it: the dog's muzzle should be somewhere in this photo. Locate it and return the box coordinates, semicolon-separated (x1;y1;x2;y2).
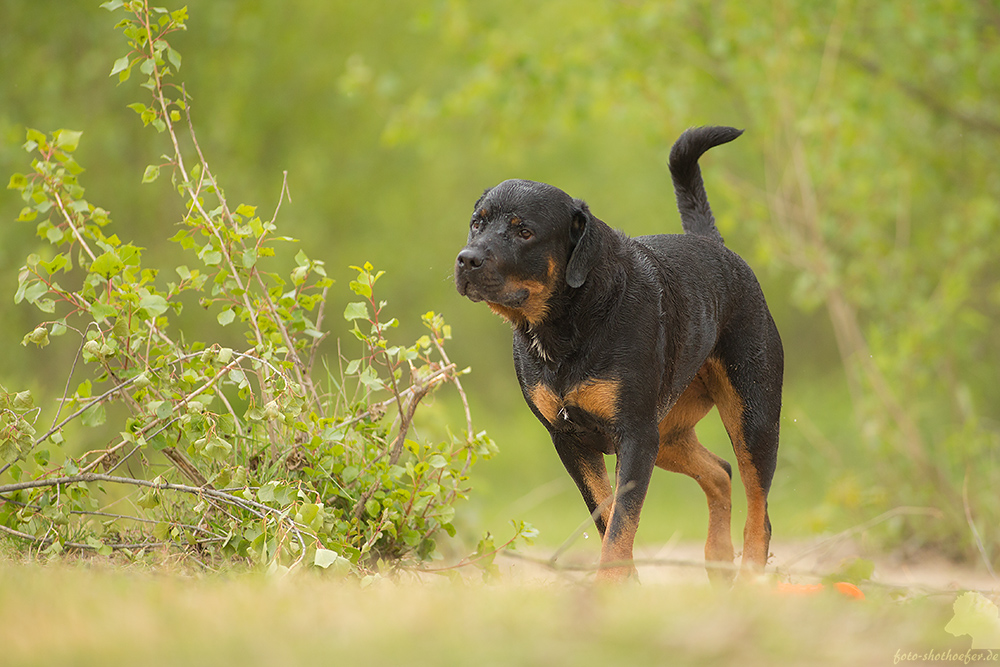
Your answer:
455;246;488;300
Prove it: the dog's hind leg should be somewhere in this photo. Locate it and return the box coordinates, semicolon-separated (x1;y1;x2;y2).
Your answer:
704;354;781;578
655;427;736;585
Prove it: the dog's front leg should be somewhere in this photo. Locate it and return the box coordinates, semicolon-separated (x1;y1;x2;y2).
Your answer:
597;424;659;583
552;436;615;537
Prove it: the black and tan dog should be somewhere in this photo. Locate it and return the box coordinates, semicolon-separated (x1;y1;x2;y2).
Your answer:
454;126;782;583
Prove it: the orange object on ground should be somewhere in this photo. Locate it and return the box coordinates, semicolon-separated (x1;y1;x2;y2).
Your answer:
832;582;865;600
776;581;865;600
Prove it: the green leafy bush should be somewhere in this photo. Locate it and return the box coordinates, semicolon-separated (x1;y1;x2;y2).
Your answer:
0;0;513;575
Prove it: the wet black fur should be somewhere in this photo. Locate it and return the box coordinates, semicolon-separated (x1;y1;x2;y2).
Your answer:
454;126;783;567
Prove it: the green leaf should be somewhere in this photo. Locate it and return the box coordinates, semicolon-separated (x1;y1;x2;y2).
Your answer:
166;47;182;70
344;302;369;322
204;437;232;460
296;503;322;527
200;248;223;266
101;1;124;11
89;302;117;322
44;225;65;244
358;366;383;390
142;165;160;183
349;280;372;299
313;548;339;568
0;441;18;465
314;549;351;574
25;127;46;147
235;203;257;218
81;402;107;428
53;129;83;152
155;401;173;420
21;281;48;305
8;173;27;190
90;251;124;279
137;489;160;509
22;327;49;348
17;207;38;222
76;379;93;398
217;308;235;325
12;391;34;411
139;292;169;317
242;249;257;269
110;55;131;77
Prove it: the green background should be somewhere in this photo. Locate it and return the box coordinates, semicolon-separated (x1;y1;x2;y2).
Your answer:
2;0;998;560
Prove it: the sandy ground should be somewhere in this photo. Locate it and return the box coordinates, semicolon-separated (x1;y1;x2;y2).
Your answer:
494;537;1000;593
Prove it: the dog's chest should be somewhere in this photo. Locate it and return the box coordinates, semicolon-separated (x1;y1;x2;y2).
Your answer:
528;332;553;363
529;377;619;428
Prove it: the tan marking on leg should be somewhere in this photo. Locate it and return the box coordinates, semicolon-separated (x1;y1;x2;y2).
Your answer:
529;383;561;424
660;368;715;431
580;462;614;535
657;374;735;585
656;430;735;585
702;358;771;576
566;379;619;422
738;465;771;571
597;505;639;583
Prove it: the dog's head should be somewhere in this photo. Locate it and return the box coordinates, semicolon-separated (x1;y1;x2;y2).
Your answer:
454;179;601;327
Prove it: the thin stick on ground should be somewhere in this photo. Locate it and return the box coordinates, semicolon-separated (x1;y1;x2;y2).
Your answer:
962;473;998;581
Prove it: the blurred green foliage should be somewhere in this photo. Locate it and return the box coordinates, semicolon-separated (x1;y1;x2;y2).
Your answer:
2;1;998;563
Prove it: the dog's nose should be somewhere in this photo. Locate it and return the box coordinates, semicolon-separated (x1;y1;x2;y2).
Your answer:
456;247;485;270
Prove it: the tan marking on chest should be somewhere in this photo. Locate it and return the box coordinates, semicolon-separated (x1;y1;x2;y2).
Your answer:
530;383;561;423
530;379;620;424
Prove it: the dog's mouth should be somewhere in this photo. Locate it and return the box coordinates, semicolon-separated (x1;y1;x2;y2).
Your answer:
458;277;528;308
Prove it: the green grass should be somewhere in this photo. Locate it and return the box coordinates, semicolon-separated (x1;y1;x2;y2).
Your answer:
0;558;969;667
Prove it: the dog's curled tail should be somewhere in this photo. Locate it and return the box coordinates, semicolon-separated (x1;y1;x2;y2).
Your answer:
668;125;743;244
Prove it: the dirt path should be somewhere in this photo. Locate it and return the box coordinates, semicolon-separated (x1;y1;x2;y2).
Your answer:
495;537;999;592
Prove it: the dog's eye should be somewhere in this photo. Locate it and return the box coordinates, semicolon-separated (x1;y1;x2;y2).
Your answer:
471;220;485;232
517;227;533;240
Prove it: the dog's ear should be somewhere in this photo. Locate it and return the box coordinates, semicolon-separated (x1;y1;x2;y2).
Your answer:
566;200;599;288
